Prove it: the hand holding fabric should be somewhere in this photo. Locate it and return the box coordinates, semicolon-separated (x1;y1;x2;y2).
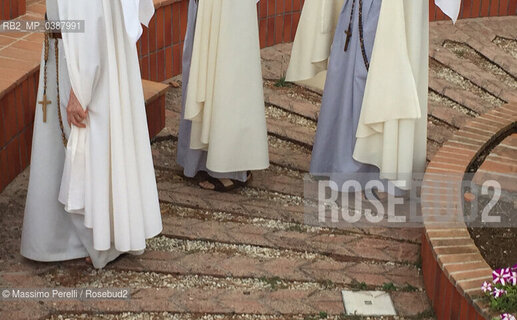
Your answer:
66;89;88;128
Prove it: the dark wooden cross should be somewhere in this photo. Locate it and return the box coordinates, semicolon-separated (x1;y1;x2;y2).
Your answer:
38;94;51;123
344;28;352;52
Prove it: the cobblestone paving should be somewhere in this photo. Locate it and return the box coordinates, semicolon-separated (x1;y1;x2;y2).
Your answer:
1;16;516;320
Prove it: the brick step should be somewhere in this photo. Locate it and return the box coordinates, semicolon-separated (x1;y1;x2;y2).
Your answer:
110;249;422;288
431;47;517;103
429;77;495;115
167;87;316;148
27;286;430;318
157;172;306;224
143;79;169;139
264;86;321;121
428;101;472;129
158;214;421;264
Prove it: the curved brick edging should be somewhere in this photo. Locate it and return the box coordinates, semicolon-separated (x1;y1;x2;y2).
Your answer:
421;102;517;319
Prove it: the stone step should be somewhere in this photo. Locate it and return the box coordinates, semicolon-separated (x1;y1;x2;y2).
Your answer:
264;86;321;121
267;118;315;148
157;176;306;224
111;248;422;288
427;120;456;145
32;287;430;318
429;77;494;115
248;167;305;197
159;214;421;264
428;101;472;129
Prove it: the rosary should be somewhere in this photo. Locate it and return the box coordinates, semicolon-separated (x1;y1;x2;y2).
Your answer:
39;19;68;147
343;0;370;71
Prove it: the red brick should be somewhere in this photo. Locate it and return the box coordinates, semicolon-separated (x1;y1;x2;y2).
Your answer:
156;7;165;50
157;49;165;81
275;15;284;44
0;147;8;191
172;44;181;76
164;5;172;47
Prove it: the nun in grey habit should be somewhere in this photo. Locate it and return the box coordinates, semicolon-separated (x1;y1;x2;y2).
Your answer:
310;0;382;189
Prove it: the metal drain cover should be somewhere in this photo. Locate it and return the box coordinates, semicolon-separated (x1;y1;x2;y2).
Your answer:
341;291;397;316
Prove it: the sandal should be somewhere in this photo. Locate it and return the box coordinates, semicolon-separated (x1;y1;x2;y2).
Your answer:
198;171;252;192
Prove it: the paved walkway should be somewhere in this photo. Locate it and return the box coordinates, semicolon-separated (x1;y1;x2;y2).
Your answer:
1;16;516;320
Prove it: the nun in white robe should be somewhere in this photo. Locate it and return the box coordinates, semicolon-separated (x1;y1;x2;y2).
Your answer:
21;0;162;269
177;0;269;185
353;0;461;190
285;0;344;91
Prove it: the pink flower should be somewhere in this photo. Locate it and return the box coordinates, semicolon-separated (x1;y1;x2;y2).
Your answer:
482;281;493;293
493;268;512;285
501;314;516;320
512;264;517;272
493;287;506;298
511;272;517;286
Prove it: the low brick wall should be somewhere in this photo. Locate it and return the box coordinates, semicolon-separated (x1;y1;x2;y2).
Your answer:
0;0;26;20
430;0;517;21
138;0;305;82
421;103;517;319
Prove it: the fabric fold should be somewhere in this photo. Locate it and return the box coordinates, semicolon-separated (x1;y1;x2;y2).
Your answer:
285;0;344;83
183;0;269;173
58;0;162;252
353;0;429;188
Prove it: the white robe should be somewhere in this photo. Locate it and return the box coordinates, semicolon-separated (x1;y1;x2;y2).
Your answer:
285;0;344;91
353;0;461;189
184;0;269;173
21;0;162;268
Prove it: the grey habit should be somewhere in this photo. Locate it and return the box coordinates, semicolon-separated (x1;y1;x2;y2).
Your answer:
310;0;382;187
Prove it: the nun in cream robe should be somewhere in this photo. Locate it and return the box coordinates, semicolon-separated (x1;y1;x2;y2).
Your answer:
177;0;269;182
311;0;461;191
285;0;344;91
21;0;162;269
353;0;462;190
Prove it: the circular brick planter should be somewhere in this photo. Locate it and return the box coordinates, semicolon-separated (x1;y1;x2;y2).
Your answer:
421;102;517;319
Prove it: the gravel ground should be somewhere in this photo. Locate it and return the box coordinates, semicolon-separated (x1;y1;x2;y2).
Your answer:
47;313;410;320
428;90;479;117
429;58;505;107
266;105;317;130
161;204;329;233
493;36;517;59
443;40;517;89
45;268;329;291
146;236;322;260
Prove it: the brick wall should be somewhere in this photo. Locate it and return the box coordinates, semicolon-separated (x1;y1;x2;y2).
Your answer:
138;0;305;82
430;0;517;21
0;0;26;20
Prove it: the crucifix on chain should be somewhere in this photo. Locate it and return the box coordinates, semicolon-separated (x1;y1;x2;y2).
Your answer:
38;94;51;123
344;0;357;52
344;28;352;51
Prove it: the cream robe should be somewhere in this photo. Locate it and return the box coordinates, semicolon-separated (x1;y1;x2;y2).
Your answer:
184;0;269;173
353;0;460;189
57;0;162;252
285;0;344;90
